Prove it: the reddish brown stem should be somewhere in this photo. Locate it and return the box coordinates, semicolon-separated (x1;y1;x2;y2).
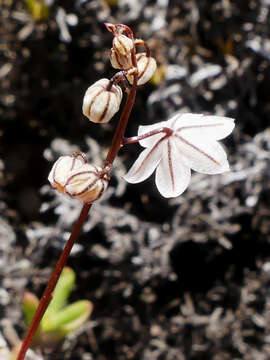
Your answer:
17;24;138;360
122;127;173;145
106;70;131;92
17;203;91;360
134;39;151;57
104;49;138;167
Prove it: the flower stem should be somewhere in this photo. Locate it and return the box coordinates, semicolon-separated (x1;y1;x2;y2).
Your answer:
134;39;151;57
16;203;91;360
17;50;138;360
122;127;173;145
104;53;138;168
107;70;131;92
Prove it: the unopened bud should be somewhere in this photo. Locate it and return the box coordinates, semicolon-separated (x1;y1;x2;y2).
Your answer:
113;34;134;56
48;156;109;203
65;164;108;203
127;53;157;85
82;79;122;123
48;155;85;194
110;49;133;70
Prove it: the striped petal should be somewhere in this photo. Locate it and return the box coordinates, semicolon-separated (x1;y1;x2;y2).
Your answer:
124;112;234;198
123;138;163;183
138;121;167;148
169;113;235;140
173;132;229;174
155;138;191;198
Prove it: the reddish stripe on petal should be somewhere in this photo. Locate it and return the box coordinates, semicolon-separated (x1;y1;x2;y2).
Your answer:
137;54;150;81
134;136;165;175
66;170;97;196
174;134;221;166
87;88;103;117
98;91;110;123
167;139;175;192
175;123;224;133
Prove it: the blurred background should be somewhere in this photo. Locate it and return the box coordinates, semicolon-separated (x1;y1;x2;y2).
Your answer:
1;0;270;359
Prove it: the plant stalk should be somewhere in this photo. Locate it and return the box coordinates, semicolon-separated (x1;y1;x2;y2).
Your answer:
104;53;138;167
17;52;138;360
17;203;91;360
122;127;173;145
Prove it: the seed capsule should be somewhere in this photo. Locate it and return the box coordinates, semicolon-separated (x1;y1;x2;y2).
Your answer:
65;164;108;203
127;53;157;85
113;34;134;56
48;155;85;194
82;78;122;123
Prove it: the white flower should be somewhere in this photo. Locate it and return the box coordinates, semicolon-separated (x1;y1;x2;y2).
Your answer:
123;113;235;198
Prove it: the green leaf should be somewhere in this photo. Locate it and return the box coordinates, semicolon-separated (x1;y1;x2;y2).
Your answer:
22;292;39;326
45;267;75;316
42;300;93;337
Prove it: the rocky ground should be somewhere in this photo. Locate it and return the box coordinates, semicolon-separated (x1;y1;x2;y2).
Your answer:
1;0;270;359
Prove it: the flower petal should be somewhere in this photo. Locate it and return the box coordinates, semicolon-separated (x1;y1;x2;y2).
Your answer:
138;121;167;148
168;113;235;140
123;138;164;183
155;138;191;198
173;132;230;174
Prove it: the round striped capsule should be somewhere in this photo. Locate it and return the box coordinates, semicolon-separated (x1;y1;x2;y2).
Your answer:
126;53;157;85
82;79;122;123
65;164;109;203
110;48;133;70
48;154;86;194
113;34;134;56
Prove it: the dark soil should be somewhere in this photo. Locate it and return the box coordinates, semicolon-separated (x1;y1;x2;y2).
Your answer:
1;0;270;359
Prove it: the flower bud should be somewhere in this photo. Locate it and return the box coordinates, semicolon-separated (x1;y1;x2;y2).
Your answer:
48;155;85;194
113;34;134;56
65;164;108;203
82;78;122;123
110;49;133;70
127;53;157;85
